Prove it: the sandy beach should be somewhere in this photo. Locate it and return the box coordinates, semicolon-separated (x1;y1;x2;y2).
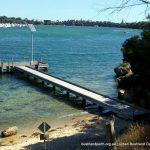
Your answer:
0;112;131;150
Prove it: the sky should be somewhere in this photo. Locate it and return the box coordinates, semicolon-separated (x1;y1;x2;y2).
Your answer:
0;0;148;22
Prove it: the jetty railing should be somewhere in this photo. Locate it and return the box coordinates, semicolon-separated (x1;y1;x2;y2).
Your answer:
0;57;48;73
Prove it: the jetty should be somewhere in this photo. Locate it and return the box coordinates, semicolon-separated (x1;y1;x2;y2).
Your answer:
0;60;149;119
0;60;48;73
1;24;149;122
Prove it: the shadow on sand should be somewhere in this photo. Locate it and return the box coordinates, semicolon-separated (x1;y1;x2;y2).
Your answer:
23;116;130;150
24;116;107;150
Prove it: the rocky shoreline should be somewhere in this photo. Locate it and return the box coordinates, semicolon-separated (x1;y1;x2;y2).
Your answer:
114;62;133;102
114;30;150;110
114;62;150;109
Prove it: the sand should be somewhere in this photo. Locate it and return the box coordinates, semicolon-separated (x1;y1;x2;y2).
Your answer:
0;113;131;150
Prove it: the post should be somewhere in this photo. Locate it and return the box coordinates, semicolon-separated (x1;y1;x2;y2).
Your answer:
12;58;14;67
53;85;56;95
66;91;70;100
34;77;37;81
105;115;116;150
0;59;1;72
44;122;46;150
37;61;40;70
44;137;46;150
31;32;34;63
1;62;3;72
98;105;103;113
28;24;36;64
8;61;10;72
82;98;86;108
42;81;45;86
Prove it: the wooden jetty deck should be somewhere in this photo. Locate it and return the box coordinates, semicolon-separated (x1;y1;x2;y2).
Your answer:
15;66;150;119
0;60;48;72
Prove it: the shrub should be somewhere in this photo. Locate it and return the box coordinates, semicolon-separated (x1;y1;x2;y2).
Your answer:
117;123;150;150
121;30;150;75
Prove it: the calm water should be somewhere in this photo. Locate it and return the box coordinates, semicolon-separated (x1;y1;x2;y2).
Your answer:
0;26;141;130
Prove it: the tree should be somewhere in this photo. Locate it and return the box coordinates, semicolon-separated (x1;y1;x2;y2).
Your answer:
99;0;150;17
118;30;150;108
121;30;150;74
147;14;150;19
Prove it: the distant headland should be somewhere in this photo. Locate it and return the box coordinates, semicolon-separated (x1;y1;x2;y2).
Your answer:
0;16;149;29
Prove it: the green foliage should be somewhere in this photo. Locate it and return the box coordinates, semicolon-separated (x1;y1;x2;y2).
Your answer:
121;30;150;74
147;14;150;20
0;16;42;24
120;30;150;108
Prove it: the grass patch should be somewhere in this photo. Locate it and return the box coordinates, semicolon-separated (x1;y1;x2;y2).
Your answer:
116;123;150;150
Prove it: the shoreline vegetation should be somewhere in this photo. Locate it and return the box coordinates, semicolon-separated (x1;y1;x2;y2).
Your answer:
0;16;150;29
114;30;150;110
113;28;150;149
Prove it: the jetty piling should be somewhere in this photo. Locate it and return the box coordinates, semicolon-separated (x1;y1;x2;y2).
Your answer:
82;98;86;108
52;85;56;95
66;91;70;100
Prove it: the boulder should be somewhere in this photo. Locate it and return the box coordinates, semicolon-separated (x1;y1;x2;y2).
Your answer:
31;131;41;137
118;89;133;102
118;89;125;100
1;126;18;137
123;91;133;102
114;63;131;77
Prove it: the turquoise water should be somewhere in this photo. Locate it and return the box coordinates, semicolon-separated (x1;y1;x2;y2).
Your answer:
0;26;141;130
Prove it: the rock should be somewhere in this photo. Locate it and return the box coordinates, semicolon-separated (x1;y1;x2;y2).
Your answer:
9;140;14;143
118;89;133;102
21;134;27;138
114;63;131;77
31;131;41;137
1;126;18;137
118;89;125;100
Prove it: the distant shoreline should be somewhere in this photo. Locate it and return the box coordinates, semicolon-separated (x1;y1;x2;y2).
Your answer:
0;16;149;29
0;23;144;30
